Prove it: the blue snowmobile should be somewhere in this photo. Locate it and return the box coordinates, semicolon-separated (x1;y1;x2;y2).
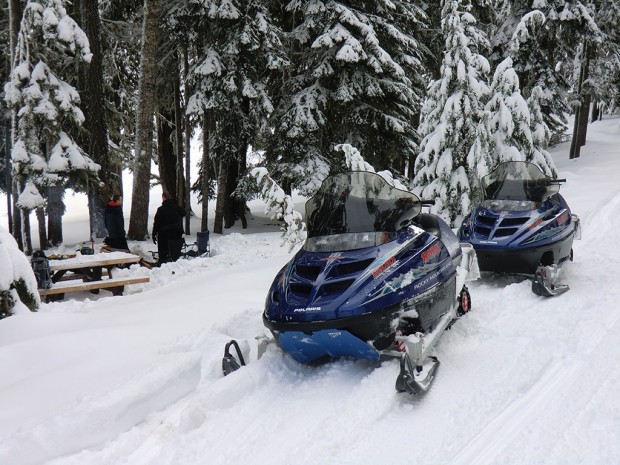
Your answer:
458;161;581;297
223;171;478;394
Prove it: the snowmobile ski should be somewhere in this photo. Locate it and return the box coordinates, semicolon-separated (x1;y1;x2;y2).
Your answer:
395;353;440;394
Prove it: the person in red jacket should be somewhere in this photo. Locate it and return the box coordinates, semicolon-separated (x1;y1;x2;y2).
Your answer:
104;195;129;251
152;191;185;264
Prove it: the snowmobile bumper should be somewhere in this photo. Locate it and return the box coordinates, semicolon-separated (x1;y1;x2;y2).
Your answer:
275;329;380;364
474;231;574;274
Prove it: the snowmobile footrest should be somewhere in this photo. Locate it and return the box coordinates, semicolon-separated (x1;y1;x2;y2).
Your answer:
222;340;246;376
395;353;440;395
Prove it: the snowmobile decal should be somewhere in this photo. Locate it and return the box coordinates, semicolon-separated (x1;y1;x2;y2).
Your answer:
372;256;397;278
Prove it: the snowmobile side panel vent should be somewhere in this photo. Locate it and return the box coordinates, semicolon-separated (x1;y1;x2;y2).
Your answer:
476;215;496;226
500;217;528;227
474;226;492;237
333;259;374;277
290;283;312;296
494;227;519;237
295;264;322;280
321;279;355;295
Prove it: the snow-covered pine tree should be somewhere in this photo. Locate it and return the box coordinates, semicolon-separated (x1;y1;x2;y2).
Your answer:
3;0;99;244
493;0;603;141
486;57;549;170
582;0;620;118
186;0;287;233
266;0;427;194
528;85;557;177
412;0;490;226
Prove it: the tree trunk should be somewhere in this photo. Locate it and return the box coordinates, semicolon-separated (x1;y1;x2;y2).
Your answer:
128;0;160;240
578;92;590;148
36;207;47;250
579;48;592;149
8;0;22;247
183;50;191;235
4;121;12;233
213;158;228;235
201;116;210;232
8;0;21;64
174;71;185;211
223;157;240;228
80;0;109;239
569;42;588;160
591;99;600;122
156;111;177;195
88;191;106;239
47;186;64;246
11;180;22;250
22;208;32;255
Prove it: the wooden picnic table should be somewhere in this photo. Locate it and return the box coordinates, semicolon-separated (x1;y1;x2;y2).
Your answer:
39;252;150;301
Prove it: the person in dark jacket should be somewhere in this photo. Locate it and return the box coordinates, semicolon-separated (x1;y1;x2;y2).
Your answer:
104;195;129;250
152;191;185;264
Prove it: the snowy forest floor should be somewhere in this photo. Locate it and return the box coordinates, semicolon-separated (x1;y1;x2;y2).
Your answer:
1;116;620;465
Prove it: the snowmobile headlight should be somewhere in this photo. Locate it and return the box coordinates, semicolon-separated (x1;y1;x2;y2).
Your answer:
482;199;539;212
305;232;396;252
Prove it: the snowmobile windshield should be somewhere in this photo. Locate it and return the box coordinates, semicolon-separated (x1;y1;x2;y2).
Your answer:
481;162;560;211
304;172;421;252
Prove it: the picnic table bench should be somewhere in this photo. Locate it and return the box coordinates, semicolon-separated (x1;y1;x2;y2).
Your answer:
39;252;150;301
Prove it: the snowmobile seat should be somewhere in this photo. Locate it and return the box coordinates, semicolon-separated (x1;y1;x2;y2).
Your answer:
415;213;441;238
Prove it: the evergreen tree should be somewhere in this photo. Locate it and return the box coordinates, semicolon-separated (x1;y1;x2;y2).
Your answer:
528;85;557;177
413;0;490;226
186;0;288;233
586;0;620;117
486;57;540;167
4;0;100;248
493;0;603;141
267;0;427;194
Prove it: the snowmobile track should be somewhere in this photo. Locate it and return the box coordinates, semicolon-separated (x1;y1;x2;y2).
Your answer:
447;296;620;465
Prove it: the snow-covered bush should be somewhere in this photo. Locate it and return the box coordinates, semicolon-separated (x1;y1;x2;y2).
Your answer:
0;226;40;318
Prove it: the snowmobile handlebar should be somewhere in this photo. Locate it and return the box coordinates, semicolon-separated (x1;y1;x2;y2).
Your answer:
419;199;436;206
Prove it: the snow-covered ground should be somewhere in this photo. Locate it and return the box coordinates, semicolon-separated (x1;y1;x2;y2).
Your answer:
1;117;619;465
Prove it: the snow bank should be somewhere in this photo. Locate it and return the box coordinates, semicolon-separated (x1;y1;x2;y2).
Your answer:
0;225;40;316
0;351;201;465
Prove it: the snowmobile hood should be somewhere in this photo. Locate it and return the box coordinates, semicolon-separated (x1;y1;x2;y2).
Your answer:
264;225;459;325
459;193;575;249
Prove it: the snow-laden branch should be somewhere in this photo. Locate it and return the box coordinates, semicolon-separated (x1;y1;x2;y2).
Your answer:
251;167;307;251
335;143;410;191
